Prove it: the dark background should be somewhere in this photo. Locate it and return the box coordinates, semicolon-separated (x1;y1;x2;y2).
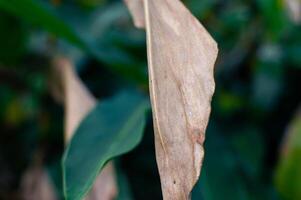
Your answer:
0;0;300;199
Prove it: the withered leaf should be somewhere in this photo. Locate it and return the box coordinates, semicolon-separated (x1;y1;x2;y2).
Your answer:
124;0;145;28
53;57;117;200
125;0;218;199
21;154;58;200
284;0;301;24
57;58;96;142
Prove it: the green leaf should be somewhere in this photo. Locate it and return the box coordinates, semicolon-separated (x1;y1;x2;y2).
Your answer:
275;109;301;200
63;90;149;200
0;0;147;84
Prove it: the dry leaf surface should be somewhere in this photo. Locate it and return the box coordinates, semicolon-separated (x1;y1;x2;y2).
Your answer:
21;153;58;200
21;167;58;200
53;57;117;200
284;0;301;24
124;0;145;28
57;58;96;142
125;0;218;199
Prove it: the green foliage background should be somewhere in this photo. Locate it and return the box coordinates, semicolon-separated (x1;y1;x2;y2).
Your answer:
0;0;300;199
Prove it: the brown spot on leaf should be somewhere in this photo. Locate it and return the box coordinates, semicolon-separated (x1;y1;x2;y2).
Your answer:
191;128;205;145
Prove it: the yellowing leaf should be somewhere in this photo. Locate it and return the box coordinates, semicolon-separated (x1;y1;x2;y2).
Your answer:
125;0;218;199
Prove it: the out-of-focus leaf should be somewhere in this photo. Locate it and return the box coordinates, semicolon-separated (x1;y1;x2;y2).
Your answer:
48;160;64;199
192;123;272;200
275;108;301;200
124;0;145;28
53;57;118;200
251;44;284;111
287;44;301;67
284;0;301;24
216;91;245;115
86;162;117;200
55;2;147;84
115;167;134;200
0;0;84;47
0;12;27;65
192;126;250;200
77;0;106;8
0;0;147;83
52;58;96;142
256;0;288;39
185;0;217;19
63;90;149;200
21;153;58;200
230;127;264;179
220;4;250;31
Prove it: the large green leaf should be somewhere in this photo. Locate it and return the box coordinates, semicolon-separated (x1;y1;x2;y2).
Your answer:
63;90;149;200
0;0;147;83
275;109;301;200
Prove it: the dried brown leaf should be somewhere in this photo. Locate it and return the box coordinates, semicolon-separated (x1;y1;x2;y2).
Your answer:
124;0;145;28
21;154;58;200
54;58;96;142
53;57;117;200
126;0;218;199
21;168;58;200
284;0;301;24
85;162;117;200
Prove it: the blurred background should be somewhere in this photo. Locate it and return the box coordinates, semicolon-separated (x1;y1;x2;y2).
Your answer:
0;0;301;199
